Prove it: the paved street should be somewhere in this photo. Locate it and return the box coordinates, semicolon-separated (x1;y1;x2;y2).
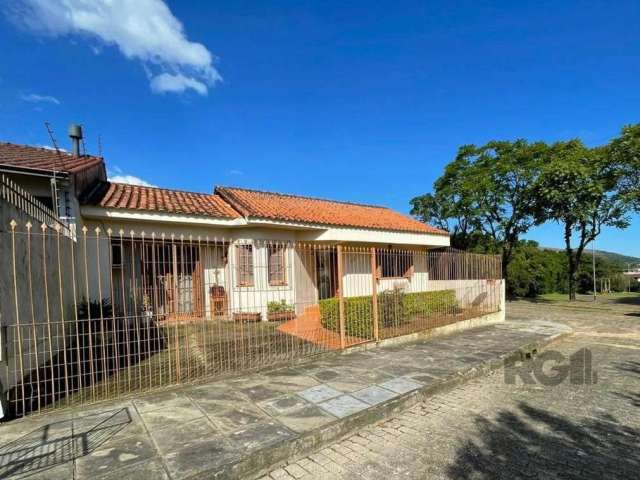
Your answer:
265;296;640;480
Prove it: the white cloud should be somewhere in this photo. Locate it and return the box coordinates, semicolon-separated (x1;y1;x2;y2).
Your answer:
109;173;156;187
10;0;221;95
227;169;244;176
150;72;207;95
20;93;60;104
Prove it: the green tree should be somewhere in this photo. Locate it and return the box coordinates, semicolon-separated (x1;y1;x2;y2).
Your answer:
535;140;630;300
608;124;640;208
411;140;547;277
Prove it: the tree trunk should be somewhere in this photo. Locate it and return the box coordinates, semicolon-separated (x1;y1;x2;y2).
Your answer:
564;223;577;301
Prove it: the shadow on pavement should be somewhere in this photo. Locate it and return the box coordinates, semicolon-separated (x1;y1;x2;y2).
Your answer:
447;402;640;479
0;408;131;478
612;360;640;377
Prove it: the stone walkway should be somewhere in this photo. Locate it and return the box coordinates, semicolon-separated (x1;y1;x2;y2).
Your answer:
0;319;569;480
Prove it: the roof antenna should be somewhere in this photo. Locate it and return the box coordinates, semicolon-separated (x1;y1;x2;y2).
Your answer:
97;134;103;158
44;122;61;216
44;122;61;156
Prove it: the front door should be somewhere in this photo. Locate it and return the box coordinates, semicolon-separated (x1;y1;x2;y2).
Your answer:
316;250;337;300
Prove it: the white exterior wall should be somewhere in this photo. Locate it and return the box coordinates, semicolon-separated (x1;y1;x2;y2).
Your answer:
342;251;430;297
228;240;297;320
427;279;501;310
78;209;452;320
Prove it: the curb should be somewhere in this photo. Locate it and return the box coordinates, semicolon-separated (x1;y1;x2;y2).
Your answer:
191;328;572;479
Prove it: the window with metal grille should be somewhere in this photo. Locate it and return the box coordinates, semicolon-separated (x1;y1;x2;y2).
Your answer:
376;250;414;278
268;244;287;286
236;244;254;286
111;242;123;268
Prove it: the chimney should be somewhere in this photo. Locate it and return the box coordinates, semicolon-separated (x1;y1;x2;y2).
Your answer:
68;124;83;157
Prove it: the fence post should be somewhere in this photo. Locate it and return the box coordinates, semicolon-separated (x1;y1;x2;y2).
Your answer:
337;244;346;349
370;247;379;342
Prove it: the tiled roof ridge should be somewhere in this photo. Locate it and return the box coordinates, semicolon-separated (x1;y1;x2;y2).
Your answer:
215;185;391;210
109;181;216;197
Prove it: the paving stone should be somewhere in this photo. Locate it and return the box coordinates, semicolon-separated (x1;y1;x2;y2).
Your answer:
186;383;244;404
275;404;337;433
318;395;369;418
228;420;296;452
309;368;342;382
377;363;423;377
162;436;240;480
93;458;170;480
210;405;269;432
326;378;370;393
75;434;158;478
378;377;423;394
297;384;342;403
149;417;221;454
259;393;310;416
352;386;399;406
139;404;205;431
133;391;193;413
239;383;292;402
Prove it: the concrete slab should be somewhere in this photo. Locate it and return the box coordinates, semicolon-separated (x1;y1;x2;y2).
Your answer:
379;377;424;394
274;404;336;433
94;458;170;480
318;395;369;418
139;405;205;431
211;405;269;433
74;434;157;478
297;384;342;403
227;420;295;452
352;386;399;406
149;418;221;454
163;437;239;480
238;384;291;403
258;394;310;416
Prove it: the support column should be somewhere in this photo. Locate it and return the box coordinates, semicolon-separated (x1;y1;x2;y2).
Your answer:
337;244;345;349
371;247;379;342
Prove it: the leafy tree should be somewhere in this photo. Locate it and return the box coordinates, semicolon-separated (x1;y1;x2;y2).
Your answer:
535;140;630;300
411;140;547;277
608;124;640;208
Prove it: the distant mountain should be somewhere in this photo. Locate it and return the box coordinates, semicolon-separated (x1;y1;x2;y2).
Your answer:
542;247;640;266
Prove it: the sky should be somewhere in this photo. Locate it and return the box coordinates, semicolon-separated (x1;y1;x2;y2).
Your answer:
0;0;639;256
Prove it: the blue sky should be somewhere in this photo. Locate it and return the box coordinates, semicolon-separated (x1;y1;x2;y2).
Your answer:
1;1;639;256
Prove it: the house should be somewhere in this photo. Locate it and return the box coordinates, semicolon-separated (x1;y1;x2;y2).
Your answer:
0;128;506;329
1;127;502;418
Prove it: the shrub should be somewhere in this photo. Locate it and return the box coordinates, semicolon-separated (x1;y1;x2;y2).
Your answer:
319;289;458;337
267;300;294;314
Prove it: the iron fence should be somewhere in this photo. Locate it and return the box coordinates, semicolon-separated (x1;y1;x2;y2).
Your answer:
1;221;502;418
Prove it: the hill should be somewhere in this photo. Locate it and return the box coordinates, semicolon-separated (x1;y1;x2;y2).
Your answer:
542;247;640;267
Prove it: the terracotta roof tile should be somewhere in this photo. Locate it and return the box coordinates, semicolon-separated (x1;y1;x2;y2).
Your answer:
0;142;103;174
215;186;448;235
83;182;241;219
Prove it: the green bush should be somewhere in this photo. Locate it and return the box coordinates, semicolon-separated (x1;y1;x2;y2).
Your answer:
319;289;457;337
267;300;294;314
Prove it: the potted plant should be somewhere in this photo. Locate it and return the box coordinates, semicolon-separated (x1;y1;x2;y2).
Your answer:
233;312;262;323
267;300;296;322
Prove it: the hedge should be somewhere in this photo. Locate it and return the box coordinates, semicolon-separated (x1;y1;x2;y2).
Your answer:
319;289;457;338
